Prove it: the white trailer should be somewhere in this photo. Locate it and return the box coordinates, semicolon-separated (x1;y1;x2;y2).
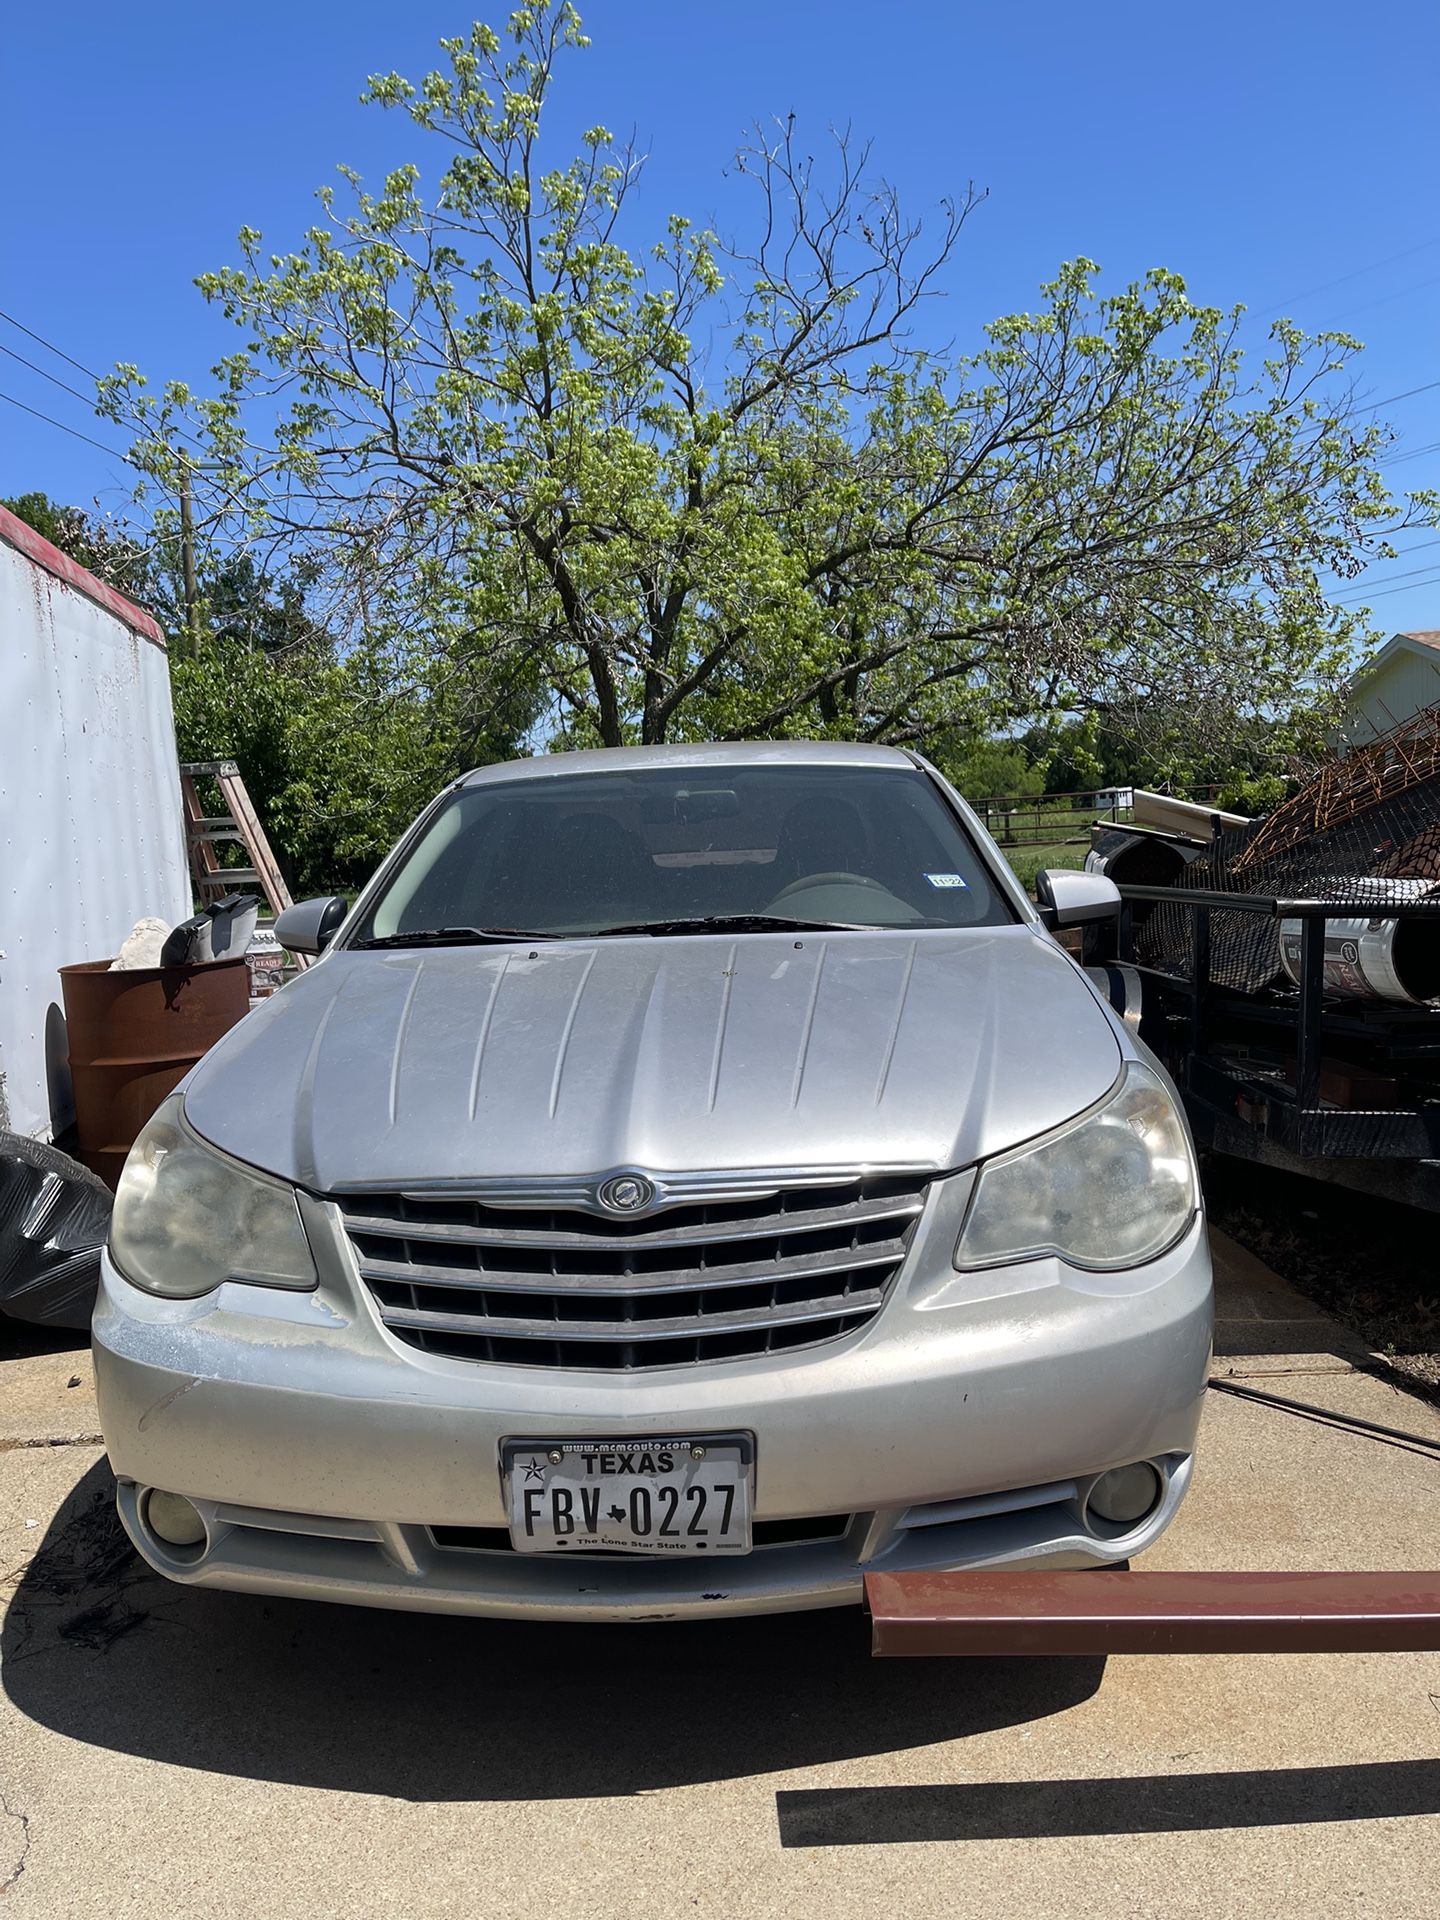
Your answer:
0;503;189;1325
0;503;189;1140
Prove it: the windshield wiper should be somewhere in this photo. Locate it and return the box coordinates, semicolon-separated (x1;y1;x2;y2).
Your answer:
354;926;564;949
359;914;880;948
590;914;865;938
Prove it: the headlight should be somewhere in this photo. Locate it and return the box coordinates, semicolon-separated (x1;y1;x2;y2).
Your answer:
954;1061;1197;1272
109;1094;317;1299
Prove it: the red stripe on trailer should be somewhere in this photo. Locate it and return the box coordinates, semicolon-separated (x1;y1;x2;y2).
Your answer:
0;501;166;648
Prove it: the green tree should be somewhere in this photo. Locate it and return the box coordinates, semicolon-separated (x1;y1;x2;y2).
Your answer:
169;642;464;893
2;491;157;605
1024;690;1341;808
100;4;1435;763
931;737;1047;805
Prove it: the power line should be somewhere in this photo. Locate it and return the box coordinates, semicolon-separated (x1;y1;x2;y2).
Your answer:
0;388;138;466
1332;565;1440;605
0;311;304;611
1379;438;1440;470
0;330;219;488
0;339;95;408
1261;235;1440;312
1365;378;1440;411
1341;535;1440;574
0;306;102;382
3;368;283;520
1332;553;1440;598
1331;269;1440;326
0;303;217;465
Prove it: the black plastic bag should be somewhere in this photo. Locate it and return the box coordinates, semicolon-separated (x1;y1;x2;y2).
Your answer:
0;1131;111;1329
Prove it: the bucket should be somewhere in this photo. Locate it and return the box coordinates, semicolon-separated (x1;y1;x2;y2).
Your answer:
59;957;251;1189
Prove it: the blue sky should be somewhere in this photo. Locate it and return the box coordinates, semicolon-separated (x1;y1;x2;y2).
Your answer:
3;0;1439;630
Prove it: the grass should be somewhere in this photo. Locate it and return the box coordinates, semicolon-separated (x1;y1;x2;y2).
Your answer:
994;838;1088;893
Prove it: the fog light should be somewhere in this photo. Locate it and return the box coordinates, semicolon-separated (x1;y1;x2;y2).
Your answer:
1087;1463;1161;1526
145;1490;207;1548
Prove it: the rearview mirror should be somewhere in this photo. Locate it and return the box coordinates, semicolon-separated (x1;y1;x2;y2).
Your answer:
273;895;349;955
1035;868;1122;930
641;787;740;824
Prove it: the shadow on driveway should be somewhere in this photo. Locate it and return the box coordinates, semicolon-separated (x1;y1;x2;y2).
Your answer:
777;1762;1440;1846
3;1458;1103;1801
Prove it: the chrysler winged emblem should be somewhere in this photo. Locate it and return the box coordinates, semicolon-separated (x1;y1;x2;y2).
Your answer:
597;1173;656;1213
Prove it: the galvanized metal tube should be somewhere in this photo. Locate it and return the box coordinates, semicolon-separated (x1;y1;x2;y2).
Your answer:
1276;879;1440;1006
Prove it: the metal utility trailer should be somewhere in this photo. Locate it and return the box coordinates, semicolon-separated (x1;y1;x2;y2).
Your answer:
1098;883;1440;1213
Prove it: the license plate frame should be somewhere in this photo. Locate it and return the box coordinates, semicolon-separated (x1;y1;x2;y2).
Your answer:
500;1433;755;1556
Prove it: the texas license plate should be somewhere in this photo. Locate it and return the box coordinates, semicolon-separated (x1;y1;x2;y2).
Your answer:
502;1436;753;1554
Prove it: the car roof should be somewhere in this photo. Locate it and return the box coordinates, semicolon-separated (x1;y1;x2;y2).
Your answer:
459;741;920;788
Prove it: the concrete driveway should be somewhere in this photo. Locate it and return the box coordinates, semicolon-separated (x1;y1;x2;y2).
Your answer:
2;1230;1437;1918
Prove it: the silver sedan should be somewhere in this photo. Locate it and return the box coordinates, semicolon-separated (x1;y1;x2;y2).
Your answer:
94;743;1212;1619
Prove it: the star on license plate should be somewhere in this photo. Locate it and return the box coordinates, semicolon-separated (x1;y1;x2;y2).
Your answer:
502;1436;753;1554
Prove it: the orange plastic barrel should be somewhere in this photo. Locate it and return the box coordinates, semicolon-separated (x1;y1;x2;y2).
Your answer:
59;957;251;1188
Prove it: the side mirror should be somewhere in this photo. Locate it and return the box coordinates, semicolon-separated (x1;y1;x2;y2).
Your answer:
273;895;349;956
1035;868;1122;930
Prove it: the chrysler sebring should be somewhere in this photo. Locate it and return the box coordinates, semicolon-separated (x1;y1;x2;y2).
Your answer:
94;743;1212;1619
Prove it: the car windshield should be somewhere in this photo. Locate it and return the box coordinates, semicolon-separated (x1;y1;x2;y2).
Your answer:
349;763;1014;943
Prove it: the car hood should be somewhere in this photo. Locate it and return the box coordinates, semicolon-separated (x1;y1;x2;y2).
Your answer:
183;927;1121;1191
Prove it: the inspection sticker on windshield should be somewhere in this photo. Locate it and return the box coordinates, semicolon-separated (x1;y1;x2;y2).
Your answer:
502;1435;754;1554
924;872;968;889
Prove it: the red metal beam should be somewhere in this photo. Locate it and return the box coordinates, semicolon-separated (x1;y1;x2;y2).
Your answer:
865;1570;1440;1657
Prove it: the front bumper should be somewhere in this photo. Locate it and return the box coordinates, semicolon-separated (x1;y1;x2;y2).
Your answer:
93;1191;1213;1622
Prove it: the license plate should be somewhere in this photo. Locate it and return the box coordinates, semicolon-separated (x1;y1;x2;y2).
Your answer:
502;1435;753;1555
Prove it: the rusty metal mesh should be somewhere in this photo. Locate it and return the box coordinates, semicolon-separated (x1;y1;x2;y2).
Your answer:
1232;700;1440;878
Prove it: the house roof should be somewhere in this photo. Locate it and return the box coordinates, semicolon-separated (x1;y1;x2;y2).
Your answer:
1349;628;1440;688
0;501;166;649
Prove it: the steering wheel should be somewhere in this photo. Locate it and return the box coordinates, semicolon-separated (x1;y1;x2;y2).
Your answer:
766;871;889;906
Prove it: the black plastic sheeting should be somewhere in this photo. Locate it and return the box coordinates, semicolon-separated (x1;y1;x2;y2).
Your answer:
0;1131;110;1329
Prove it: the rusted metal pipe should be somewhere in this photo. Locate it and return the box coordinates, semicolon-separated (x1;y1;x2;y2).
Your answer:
865;1570;1440;1657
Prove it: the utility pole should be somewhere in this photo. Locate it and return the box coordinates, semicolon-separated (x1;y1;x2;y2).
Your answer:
179;461;201;660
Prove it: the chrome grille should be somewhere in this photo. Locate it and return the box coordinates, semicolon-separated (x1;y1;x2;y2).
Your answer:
337;1174;929;1370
